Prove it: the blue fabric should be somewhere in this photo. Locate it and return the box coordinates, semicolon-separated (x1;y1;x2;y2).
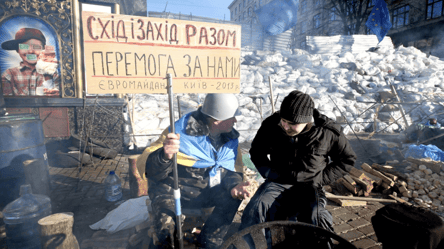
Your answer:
404;144;444;162
365;0;392;43
425;120;441;128
172;112;238;177
255;0;299;36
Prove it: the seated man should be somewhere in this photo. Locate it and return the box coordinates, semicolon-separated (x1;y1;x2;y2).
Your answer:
139;93;251;249
426;118;441;128
239;90;357;246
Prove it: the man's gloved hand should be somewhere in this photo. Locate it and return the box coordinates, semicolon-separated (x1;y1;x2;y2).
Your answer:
231;181;252;200
163;133;180;160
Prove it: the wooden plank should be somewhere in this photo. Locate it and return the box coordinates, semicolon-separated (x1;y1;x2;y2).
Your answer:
361;163;394;186
330;198;367;207
325;192;398;203
388;194;412;206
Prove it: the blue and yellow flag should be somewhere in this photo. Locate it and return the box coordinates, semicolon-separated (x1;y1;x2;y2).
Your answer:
365;0;392;43
173;112;238;177
255;0;299;36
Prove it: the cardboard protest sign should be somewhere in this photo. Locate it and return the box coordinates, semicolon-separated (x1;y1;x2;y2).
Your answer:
82;11;241;94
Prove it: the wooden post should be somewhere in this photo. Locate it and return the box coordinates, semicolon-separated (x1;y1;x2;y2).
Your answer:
389;82;409;127
23;159;51;197
268;76;275;113
128;155;148;198
38;212;79;249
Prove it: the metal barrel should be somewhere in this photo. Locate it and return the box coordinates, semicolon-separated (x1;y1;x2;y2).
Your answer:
0;114;49;208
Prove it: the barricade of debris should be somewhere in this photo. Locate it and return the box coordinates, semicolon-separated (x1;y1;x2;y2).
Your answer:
321;157;444;216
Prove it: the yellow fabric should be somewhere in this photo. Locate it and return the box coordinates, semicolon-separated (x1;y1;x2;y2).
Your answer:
136;127;244;178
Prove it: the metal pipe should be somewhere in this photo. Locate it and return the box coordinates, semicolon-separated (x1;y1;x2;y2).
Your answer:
166;73;184;249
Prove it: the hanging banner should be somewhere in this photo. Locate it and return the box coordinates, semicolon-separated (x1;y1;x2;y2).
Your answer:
81;11;241;94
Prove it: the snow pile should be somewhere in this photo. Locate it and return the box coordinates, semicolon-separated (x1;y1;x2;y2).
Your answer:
127;45;444;148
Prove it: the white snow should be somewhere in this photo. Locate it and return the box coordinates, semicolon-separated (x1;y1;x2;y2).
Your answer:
125;45;444;148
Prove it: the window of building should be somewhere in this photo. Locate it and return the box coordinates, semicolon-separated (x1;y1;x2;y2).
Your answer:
259;0;262;6
314;14;321;28
254;4;257;10
244;0;247;8
301;0;307;13
301;21;307;33
243;11;246;20
235;7;237;15
249;7;252;16
427;0;443;19
239;3;242;10
330;7;337;21
301;41;306;49
314;0;321;7
392;5;409;28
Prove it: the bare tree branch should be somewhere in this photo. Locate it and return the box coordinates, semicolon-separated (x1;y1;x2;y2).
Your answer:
326;0;373;35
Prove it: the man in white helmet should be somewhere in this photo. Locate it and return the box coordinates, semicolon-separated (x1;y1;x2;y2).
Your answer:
137;93;251;249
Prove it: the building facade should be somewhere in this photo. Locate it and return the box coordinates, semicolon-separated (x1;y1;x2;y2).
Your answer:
228;0;444;57
228;0;271;24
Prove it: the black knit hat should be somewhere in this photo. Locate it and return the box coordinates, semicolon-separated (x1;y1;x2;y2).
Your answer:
280;90;314;123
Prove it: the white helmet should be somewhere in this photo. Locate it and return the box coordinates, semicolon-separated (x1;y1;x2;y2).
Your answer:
201;93;241;121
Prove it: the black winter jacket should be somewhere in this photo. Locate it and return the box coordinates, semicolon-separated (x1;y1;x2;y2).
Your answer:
250;109;357;187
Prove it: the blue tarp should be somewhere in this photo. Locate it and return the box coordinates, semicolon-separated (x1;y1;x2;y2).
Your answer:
255;0;299;36
365;0;392;43
404;144;444;162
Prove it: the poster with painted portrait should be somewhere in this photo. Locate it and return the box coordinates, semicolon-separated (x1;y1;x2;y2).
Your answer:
0;16;60;97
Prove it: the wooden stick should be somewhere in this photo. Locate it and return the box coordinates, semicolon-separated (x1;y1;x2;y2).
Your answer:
389;81;409;127
388;194;412;206
330;198;366;207
268;76;275;113
361;163;394;186
325;192;397;203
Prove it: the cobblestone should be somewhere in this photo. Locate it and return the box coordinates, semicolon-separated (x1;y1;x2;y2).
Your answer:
0;153;390;249
334;223;354;234
341;230;365;242
337;212;359;222
352;238;378;249
357;225;375;235
348;218;371;228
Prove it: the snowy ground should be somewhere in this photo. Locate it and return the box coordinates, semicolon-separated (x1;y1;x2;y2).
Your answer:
125;45;444;149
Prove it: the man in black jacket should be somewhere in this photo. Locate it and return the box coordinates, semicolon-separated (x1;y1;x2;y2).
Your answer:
239;90;357;243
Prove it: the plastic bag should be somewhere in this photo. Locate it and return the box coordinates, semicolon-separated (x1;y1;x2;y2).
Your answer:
90;196;150;234
404;144;444;162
